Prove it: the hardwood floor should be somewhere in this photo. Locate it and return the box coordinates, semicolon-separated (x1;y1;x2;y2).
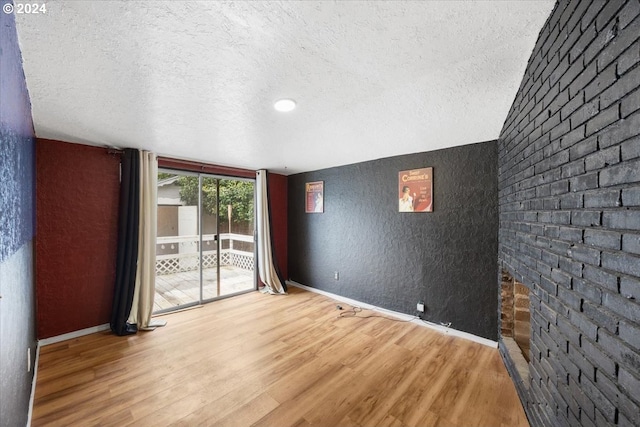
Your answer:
32;287;528;427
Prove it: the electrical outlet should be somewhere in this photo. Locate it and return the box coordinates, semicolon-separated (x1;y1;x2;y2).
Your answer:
334;271;339;280
417;302;425;313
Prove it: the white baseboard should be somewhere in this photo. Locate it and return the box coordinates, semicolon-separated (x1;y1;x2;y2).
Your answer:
286;280;497;348
26;343;40;427
28;323;110;426
38;323;111;347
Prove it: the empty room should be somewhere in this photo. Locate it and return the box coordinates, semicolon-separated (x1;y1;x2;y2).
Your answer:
1;0;639;426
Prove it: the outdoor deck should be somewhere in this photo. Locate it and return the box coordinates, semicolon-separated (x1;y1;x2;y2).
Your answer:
154;266;255;312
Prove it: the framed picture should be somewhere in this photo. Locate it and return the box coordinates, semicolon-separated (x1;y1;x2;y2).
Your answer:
305;181;324;213
398;167;433;212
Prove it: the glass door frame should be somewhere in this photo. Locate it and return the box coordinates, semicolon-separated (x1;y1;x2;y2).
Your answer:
200;172;258;304
154;168;257;314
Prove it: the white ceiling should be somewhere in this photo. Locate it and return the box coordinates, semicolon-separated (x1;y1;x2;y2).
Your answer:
16;1;554;175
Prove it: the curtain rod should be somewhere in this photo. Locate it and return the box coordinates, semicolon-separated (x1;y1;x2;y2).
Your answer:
157;156;256;179
103;150;254;178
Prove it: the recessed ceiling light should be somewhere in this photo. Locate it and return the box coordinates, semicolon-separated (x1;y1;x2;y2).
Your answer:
274;99;296;112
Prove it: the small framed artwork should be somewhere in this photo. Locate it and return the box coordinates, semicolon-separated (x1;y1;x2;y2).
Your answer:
305;181;324;213
398;167;433;212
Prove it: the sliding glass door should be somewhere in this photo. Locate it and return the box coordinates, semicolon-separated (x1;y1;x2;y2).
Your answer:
154;171;256;313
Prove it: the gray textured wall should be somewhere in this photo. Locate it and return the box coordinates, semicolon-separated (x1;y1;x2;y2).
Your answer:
0;5;37;426
498;1;640;426
288;141;498;340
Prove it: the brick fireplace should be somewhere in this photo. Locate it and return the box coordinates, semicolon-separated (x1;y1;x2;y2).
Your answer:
500;270;530;384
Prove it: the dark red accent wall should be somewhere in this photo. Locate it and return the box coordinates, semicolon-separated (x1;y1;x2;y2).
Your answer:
35;142;289;337
36;139;120;339
268;173;288;279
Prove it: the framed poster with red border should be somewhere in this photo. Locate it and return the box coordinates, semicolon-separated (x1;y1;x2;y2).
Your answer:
398;167;433;212
305;181;324;213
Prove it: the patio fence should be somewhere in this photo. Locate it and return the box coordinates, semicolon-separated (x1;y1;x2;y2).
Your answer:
156;233;254;275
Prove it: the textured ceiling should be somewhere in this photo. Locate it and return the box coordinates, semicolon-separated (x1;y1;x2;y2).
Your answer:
15;1;554;175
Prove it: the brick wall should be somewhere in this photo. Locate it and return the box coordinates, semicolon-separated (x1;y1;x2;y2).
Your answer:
498;1;640;426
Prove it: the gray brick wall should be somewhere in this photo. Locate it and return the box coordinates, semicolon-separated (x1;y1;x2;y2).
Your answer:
498;1;640;426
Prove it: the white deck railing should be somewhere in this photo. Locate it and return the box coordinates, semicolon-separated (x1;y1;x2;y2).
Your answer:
156;233;254;275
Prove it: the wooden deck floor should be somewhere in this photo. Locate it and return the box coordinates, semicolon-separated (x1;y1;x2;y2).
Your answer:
32;286;528;427
154;266;255;312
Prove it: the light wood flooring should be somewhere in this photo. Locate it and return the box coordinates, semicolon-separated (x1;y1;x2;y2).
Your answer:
32;286;528;427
